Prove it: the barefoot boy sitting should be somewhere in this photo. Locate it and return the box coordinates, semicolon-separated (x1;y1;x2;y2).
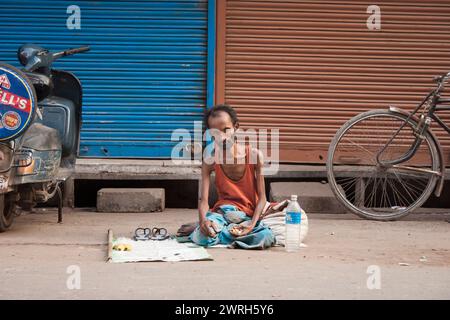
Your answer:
188;104;275;249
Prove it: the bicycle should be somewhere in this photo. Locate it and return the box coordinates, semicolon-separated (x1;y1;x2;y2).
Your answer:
326;72;450;220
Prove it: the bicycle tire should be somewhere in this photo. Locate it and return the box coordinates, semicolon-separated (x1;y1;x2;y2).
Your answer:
327;109;440;221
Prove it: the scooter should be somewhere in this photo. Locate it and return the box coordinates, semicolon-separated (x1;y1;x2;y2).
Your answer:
0;44;89;232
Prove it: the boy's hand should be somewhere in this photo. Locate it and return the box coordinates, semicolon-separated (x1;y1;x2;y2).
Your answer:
200;219;216;237
237;224;254;236
230;223;255;237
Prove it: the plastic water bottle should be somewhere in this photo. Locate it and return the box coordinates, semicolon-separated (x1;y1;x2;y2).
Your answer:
285;195;302;252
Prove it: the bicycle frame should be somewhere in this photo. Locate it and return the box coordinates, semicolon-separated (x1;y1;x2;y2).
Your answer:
431;99;450;134
371;75;450;197
376;78;450;167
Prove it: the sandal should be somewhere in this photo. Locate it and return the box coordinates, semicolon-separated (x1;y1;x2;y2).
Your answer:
134;227;152;241
150;227;170;241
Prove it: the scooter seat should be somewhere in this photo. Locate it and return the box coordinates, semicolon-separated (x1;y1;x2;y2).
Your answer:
23;71;53;102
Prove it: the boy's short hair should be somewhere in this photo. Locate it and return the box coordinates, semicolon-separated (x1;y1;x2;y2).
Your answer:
204;104;239;129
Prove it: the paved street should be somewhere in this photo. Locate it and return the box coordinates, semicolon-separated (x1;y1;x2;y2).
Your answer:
0;207;449;299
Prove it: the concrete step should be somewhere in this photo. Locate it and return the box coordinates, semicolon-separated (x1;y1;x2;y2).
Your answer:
269;182;347;214
97;188;165;213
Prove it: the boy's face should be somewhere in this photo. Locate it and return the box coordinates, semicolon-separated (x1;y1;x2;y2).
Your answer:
207;111;238;150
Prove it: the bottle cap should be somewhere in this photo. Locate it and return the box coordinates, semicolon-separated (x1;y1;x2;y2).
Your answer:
291;195;297;201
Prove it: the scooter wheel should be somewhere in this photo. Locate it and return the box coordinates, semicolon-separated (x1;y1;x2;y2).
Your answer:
0;194;17;232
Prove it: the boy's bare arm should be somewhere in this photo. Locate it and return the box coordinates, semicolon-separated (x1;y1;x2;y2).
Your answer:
198;161;215;236
237;149;266;236
251;149;267;226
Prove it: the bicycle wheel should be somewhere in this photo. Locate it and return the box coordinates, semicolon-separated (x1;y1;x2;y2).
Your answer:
327;109;440;221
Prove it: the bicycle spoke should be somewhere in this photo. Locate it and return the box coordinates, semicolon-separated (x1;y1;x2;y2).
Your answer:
391;170;424;203
341;137;377;164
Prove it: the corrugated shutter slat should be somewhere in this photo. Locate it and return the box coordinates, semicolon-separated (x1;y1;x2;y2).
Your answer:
0;0;208;158
221;0;450;163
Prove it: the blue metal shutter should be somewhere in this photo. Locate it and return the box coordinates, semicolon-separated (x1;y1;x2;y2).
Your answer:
0;0;210;158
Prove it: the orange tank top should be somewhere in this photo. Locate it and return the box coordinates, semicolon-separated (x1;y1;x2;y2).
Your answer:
211;145;258;217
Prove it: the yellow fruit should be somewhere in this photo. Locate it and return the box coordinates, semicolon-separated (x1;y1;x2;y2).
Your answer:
113;243;132;251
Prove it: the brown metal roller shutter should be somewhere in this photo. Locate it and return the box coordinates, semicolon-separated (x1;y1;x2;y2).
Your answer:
216;0;450;163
